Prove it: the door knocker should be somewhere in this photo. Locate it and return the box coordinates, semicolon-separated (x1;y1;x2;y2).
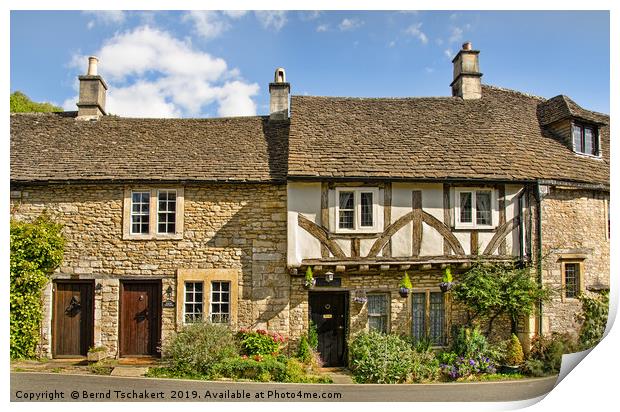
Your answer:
324;304;331;310
65;296;81;316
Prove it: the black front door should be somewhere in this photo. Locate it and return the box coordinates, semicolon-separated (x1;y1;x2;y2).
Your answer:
309;292;347;367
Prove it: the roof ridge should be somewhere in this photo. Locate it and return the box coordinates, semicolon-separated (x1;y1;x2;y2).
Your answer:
481;84;547;102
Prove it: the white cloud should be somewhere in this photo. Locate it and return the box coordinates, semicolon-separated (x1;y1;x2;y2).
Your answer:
83;10;126;29
65;26;259;118
449;27;464;44
183;11;231;40
404;23;428;45
223;10;248;19
316;24;329;32
387;40;396;48
255;11;288;31
444;48;454;59
338;18;364;31
299;11;321;21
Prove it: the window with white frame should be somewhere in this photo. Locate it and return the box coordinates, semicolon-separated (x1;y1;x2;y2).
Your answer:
335;187;379;232
123;188;184;240
210;281;230;323
367;294;389;333
130;191;150;234
157;189;177;234
184;282;204;323
455;189;496;229
572;122;599;157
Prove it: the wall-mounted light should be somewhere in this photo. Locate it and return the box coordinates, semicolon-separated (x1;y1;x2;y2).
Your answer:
325;271;334;283
165;285;173;300
95;283;103;293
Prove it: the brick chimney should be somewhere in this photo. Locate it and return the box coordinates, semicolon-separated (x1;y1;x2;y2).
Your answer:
77;56;108;119
269;67;290;121
450;42;482;100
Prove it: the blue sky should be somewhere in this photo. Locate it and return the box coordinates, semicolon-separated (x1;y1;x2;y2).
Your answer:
10;10;610;117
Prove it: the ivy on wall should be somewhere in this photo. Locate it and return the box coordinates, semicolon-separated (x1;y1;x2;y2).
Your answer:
578;291;609;350
10;215;65;359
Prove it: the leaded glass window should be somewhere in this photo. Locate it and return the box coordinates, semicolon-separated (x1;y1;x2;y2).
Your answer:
157;189;177;234
184;282;203;323
429;292;445;345
130;191;150;234
476;191;492;226
338;191;355;229
360;192;374;227
412;292;426;340
367;294;388;333
564;263;580;298
211;281;230;323
572;123;599;156
460;192;472;223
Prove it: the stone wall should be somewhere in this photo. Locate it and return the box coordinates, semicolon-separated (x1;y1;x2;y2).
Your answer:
11;183;288;357
540;186;610;334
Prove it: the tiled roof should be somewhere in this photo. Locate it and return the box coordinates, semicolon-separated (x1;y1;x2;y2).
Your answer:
10;113;289;183
538;94;608;126
287;85;609;186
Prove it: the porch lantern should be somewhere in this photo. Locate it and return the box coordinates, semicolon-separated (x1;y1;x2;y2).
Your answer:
325;271;334;283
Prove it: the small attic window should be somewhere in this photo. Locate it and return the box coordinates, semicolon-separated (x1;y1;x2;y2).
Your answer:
572;122;600;157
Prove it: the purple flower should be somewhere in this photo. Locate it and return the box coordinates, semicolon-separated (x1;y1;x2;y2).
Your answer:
469;359;475;366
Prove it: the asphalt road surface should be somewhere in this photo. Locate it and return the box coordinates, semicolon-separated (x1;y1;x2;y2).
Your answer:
11;372;558;402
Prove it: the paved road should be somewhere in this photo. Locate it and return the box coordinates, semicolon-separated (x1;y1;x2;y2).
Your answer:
10;372;558;402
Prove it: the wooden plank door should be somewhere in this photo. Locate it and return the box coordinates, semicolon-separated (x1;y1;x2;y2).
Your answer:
119;281;161;356
53;281;94;357
309;292;347;367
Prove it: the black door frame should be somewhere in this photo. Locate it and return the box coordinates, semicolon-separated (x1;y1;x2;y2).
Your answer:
52;279;95;358
309;290;349;367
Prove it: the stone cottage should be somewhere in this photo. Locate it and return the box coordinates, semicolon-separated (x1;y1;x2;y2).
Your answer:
10;43;609;366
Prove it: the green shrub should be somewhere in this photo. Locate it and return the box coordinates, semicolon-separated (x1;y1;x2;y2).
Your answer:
161;322;238;377
504;334;524;365
237;329;285;356
296;335;311;363
349;331;415;383
522;359;546;377
213;355;287;382
411;351;441;382
528;332;579;374
450;326;490;359
308;321;319;350
10;215;65;359
578;291;609;350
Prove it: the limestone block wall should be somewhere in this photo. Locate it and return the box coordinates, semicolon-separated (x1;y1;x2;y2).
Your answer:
11;183;289;357
540;187;610;334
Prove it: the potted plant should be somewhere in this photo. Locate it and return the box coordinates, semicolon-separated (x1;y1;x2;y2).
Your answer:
304;267;316;289
440;266;454;293
398;272;413;298
500;334;524;374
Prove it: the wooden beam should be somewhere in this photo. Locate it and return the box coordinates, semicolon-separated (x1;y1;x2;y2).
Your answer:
412;190;423;256
443;184;452;255
470;231;479;255
383;183;392;258
498;185;507;255
320;182;329;258
351;238;361;257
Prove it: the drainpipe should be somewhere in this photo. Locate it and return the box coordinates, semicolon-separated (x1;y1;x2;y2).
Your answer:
535;181;544;336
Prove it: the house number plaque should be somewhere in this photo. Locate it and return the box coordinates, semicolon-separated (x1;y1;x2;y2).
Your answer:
163;299;175;308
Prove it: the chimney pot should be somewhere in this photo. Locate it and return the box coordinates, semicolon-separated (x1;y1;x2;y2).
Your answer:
87;56;99;76
77;56;108;120
450;44;482;100
269;67;290;121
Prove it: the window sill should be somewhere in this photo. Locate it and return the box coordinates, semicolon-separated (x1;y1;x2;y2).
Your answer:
123;233;183;241
333;228;381;235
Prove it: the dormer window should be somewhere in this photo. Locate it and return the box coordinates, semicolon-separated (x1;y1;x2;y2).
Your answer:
572;122;599;156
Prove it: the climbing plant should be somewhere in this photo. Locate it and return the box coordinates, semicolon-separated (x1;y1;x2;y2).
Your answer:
577;290;609;350
10;215;65;359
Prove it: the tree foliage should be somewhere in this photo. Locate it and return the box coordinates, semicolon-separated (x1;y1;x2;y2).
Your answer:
453;263;551;335
10;91;62;113
10;215;65;358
